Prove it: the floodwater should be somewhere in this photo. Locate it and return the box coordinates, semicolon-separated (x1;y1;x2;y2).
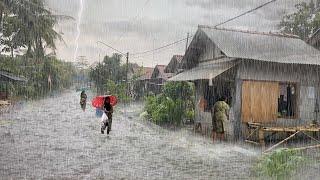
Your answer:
1;90;260;179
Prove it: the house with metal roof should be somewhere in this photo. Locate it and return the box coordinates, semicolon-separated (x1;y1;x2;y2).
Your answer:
0;70;27;100
134;67;154;99
169;25;320;142
164;55;184;74
149;65;174;94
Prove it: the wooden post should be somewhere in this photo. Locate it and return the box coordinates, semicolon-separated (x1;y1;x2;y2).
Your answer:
263;131;301;153
258;128;265;149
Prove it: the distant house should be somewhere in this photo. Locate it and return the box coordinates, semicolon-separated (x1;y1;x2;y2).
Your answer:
164;55;184;74
150;65;174;94
127;63;141;81
170;25;320;141
134;67;154;98
0;70;27;100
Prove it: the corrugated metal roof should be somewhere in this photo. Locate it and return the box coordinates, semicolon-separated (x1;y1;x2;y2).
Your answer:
200;27;320;65
168;61;235;81
0;71;27;82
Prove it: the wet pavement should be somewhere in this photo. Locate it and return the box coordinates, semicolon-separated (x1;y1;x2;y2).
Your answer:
0;90;259;179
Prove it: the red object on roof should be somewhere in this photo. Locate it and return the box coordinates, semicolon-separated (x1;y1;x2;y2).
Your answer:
92;95;117;108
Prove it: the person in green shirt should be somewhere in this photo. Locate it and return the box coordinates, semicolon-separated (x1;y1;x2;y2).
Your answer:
211;96;230;142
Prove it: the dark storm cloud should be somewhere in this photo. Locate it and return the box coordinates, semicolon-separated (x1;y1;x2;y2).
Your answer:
45;0;312;66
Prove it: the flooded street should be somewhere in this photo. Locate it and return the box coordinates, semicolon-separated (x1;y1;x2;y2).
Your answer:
0;90;258;179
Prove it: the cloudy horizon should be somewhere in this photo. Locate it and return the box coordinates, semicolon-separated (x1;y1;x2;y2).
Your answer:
46;0;309;67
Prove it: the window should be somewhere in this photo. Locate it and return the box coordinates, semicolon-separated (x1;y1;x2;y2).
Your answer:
278;83;297;118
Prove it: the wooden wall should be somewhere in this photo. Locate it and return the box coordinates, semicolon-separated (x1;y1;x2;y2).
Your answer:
241;80;279;123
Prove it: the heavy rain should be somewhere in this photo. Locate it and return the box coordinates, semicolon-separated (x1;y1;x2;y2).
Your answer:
0;0;320;179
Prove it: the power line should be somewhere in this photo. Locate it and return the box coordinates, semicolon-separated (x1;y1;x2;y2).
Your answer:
130;0;278;57
132;38;188;59
215;0;277;27
96;0;277;59
131;36;193;57
96;41;126;55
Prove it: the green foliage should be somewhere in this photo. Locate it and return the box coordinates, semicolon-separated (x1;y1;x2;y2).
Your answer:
255;148;307;179
185;109;195;120
162;81;194;101
105;80;131;103
89;53;125;93
279;1;320;40
0;0;62;57
143;82;195;126
0;55;76;99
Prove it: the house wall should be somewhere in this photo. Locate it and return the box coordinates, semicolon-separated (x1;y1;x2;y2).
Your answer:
237;61;320;126
198;40;222;62
194;60;320;140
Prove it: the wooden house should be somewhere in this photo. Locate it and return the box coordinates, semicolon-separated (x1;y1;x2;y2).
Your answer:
164;55;184;74
169;26;320;142
150;65;174;94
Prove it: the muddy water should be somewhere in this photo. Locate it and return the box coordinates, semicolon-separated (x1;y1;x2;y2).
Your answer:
0;90;258;179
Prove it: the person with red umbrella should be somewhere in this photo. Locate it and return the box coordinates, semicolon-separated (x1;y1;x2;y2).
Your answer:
92;94;117;134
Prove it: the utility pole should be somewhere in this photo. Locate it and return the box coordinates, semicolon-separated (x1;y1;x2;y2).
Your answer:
126;52;129;101
185;32;189;53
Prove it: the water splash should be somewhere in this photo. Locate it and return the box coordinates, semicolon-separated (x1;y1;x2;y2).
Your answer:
73;0;84;61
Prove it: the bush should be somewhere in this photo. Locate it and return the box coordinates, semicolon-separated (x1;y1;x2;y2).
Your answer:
105;80;131;102
143;82;194;126
0;56;76;99
255;148;307;179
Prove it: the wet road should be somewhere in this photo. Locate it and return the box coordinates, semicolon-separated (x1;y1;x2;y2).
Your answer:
0;90;258;179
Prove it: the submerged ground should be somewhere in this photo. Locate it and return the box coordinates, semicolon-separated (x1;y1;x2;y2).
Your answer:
0;90;318;179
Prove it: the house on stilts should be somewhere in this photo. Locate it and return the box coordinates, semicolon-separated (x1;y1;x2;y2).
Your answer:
169;25;320;144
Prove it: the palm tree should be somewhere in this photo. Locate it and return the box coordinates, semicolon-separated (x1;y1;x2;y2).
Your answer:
1;0;70;58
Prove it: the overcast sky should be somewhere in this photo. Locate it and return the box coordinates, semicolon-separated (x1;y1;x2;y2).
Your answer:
45;0;308;67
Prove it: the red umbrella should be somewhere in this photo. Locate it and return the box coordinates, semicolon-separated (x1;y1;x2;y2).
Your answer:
92;95;117;108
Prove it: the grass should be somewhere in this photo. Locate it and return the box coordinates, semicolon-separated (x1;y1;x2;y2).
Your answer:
255;148;307;180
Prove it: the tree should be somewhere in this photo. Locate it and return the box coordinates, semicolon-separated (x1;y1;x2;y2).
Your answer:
89;53;127;94
279;0;320;40
0;0;63;58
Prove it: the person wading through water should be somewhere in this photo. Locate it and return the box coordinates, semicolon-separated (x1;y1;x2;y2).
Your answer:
80;90;87;111
211;96;230;142
101;96;113;134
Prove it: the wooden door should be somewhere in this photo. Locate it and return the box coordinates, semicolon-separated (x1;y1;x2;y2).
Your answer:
241;81;279;123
